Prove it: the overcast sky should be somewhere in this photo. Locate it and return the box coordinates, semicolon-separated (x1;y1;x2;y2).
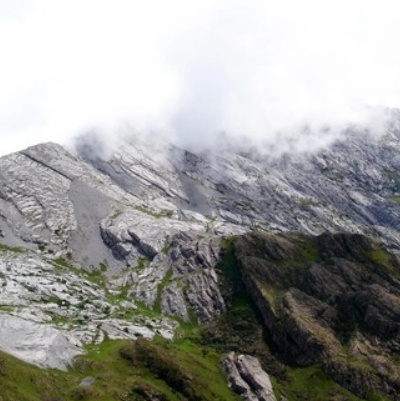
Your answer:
1;0;400;156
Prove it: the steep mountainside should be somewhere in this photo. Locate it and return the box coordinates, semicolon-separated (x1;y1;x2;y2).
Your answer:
1;122;400;400
231;231;400;400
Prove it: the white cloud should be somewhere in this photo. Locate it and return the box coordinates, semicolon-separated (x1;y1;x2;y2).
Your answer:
1;0;400;156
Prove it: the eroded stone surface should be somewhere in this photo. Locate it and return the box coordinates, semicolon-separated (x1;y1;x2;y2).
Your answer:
0;250;177;368
223;352;277;401
0;312;83;371
3;122;400;375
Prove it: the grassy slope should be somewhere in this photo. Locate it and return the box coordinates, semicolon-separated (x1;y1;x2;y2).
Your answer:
0;334;240;401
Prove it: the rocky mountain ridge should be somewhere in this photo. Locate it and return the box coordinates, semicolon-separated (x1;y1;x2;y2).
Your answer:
1;121;400;399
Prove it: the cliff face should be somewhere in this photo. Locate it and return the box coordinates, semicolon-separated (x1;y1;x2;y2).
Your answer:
230;231;400;400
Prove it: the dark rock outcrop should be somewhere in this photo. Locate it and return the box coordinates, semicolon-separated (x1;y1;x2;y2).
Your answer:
231;231;400;400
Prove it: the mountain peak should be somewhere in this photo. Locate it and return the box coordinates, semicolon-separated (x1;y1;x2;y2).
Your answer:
2;127;400;399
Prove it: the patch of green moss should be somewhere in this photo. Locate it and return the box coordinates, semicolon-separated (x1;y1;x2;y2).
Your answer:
295;235;321;264
106;285;129;307
110;209;123;219
0;242;23;253
135;206;173;219
136;257;151;271
162;243;171;255
0;306;14;313
85;268;107;288
47;312;71;326
54;257;71;268
391;195;400;205
368;247;400;278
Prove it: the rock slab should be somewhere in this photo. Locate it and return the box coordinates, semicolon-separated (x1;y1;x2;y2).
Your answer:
223;352;276;401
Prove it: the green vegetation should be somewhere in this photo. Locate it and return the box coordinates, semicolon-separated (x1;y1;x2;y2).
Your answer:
0;348;75;401
0;232;397;400
0;306;14;313
0;327;382;401
46;311;71;326
0;335;240;401
294;235;321;263
120;337;239;401
0;242;23;253
162;243;172;255
135;206;174;219
369;247;393;269
368;244;400;279
204;234;388;401
54;256;72;269
53;257;108;289
85;267;107;288
203;237;286;377
136;257;150;271
218;236;246;308
274;365;375;401
110;209;123;219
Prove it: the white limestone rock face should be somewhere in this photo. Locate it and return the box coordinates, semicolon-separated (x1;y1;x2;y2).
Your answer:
22;142;138;205
3;127;400;266
3;127;400;261
0;151;77;246
0;142;141;269
0;250;178;367
123;230;227;322
185;268;226;322
0;312;83;370
100;208;205;264
105;139;189;201
100;206;231;322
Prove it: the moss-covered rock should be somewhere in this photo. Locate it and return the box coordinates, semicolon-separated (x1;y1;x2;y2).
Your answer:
225;231;400;400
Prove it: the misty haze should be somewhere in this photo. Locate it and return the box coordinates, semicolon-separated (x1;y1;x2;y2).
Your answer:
2;2;400;401
1;1;400;156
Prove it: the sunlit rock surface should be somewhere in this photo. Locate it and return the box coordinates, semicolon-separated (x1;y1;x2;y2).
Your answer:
223;352;277;401
2;119;400;376
0;312;83;371
0;250;177;368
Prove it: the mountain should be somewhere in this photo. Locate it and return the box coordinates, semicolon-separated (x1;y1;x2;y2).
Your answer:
1;120;400;400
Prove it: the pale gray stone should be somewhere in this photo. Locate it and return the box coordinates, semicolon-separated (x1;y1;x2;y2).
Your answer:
0;312;83;371
223;352;277;401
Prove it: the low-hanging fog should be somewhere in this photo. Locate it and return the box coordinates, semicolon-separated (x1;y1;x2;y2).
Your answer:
1;0;400;156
